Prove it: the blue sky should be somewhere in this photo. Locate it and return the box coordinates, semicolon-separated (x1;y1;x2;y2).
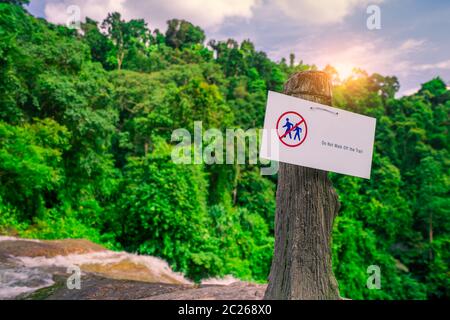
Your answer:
27;0;450;96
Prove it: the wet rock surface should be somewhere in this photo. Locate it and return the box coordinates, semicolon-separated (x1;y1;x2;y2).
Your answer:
143;282;266;300
18;275;266;300
19;274;194;300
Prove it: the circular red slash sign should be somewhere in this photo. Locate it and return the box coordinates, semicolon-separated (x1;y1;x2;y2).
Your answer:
276;111;308;147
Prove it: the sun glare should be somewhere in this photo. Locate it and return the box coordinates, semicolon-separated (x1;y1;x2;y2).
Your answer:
333;62;355;81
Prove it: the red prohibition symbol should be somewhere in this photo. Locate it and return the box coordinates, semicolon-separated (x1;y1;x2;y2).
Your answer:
276;111;308;147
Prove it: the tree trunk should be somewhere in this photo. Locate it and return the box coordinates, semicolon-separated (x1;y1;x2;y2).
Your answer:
264;71;341;300
429;211;433;260
117;50;124;71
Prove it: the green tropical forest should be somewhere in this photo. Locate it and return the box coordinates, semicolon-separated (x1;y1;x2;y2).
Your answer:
0;2;448;299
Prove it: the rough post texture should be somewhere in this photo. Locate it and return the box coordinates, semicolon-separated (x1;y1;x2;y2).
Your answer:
264;71;341;300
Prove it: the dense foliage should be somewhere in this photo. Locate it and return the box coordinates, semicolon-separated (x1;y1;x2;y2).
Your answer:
0;3;448;298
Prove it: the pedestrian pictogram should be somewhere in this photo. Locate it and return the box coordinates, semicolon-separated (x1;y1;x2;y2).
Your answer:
276;111;308;147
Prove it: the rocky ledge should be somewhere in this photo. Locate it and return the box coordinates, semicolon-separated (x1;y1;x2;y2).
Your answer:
0;236;266;300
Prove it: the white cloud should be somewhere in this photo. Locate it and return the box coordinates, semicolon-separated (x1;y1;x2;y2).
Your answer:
125;0;259;30
412;59;450;71
275;0;384;25
267;37;427;80
399;38;425;51
400;87;419;96
43;0;389;30
44;0;126;25
332;38;426;78
43;0;259;30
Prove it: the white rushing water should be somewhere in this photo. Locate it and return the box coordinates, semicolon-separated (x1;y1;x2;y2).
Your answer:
0;266;54;299
201;275;240;285
14;251;192;284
